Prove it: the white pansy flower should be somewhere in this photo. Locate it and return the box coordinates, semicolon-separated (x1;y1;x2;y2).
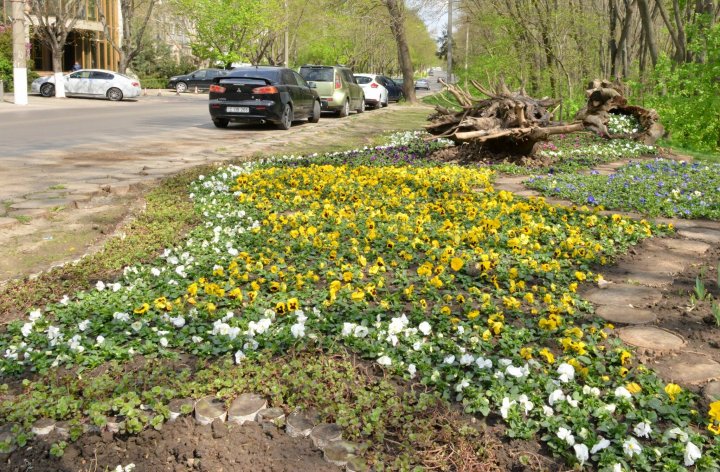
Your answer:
354;326;369;338
591;437;611;454
418;321;432;336
191;336;203;343
96;335;105;345
548;389;565;406
622;437;642;457
455;378;470;392
150;267;161;276
557;427;575;446
443;355;455;365
500;397;516;419
665;427;689;443
60;295;70;305
582;385;600;396
567;397;579;408
290;323;305;338
29;310;42;322
170;316;186;328
96;281;106;291
234;350;246;364
377;355;392;366
557;363;575;382
78;320;90;332
684;442;701;466
459;353;474;365
614;386;632;399
542;405;554;416
613;463;623;472
633;421;651;439
518;394;533;414
475;357;492;369
341;323;356;337
573;443;589;466
21;323;34;338
159;337;168;347
113;312;130;323
506;365;526;378
407;364;416;378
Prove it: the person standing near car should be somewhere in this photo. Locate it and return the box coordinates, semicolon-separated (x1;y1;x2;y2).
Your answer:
72;61;82;72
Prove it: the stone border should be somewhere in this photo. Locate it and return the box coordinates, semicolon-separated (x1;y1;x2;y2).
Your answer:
3;393;370;471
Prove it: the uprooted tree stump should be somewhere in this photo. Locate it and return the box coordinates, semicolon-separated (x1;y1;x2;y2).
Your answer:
426;78;663;157
575;79;664;145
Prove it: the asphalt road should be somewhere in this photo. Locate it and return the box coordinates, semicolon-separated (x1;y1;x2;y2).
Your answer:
0;95;211;157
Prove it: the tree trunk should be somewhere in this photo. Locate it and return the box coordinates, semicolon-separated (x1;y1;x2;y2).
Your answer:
637;0;659;66
383;0;416;103
52;53;66;98
609;0;619;78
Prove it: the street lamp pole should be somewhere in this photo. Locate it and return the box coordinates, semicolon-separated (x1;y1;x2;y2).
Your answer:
11;0;28;105
447;0;452;84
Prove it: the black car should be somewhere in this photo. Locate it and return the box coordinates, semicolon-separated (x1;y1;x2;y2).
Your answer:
168;68;229;93
208;66;321;130
377;76;403;102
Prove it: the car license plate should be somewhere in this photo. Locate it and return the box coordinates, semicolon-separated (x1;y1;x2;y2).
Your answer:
227;106;249;113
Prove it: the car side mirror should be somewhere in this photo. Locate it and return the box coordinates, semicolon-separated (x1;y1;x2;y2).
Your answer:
308;82;317;88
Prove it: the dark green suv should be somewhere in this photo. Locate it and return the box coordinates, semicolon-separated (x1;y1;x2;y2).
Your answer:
298;65;364;117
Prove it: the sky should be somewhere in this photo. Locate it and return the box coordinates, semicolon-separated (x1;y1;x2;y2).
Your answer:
412;0;448;38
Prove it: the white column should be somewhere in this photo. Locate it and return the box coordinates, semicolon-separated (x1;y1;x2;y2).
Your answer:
12;0;28;105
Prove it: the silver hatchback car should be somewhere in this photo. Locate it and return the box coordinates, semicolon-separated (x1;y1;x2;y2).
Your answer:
31;69;142;101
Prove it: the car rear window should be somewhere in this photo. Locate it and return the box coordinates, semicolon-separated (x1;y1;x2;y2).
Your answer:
299;67;334;82
227;69;281;83
355;76;372;84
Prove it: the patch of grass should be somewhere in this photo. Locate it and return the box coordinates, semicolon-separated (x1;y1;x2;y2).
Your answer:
12;215;32;224
660;140;720;164
48;184;67;190
421;91;461;109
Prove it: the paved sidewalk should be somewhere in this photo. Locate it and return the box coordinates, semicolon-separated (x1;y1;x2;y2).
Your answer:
0;90;208;113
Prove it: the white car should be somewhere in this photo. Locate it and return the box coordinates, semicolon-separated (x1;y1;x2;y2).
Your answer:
31;69;141;101
354;74;389;110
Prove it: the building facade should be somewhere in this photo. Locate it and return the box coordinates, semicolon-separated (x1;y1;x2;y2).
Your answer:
2;0;121;72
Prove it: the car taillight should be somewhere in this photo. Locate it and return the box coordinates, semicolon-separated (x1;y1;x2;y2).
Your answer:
370;82;379;88
131;82;140;87
335;76;341;89
209;84;226;93
252;86;278;94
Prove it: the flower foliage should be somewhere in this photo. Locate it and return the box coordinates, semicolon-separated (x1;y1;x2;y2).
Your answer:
1;132;718;469
526;159;720;219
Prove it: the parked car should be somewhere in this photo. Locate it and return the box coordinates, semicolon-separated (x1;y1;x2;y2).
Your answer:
380;76;404;102
298;65;364;117
31;69;141;101
415;79;430;90
168;68;229;93
208;66;321;130
354;74;388;109
354;74;403;109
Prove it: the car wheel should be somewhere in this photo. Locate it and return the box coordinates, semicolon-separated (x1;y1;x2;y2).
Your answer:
338;99;350;117
107;88;123;101
40;83;54;97
176;82;188;93
356;96;364;113
374;99;382;110
308;100;321;123
277;104;293;130
213;118;229;128
383;96;389;107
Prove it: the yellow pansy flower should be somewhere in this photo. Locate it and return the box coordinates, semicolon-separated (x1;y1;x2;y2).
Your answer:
450;257;464;271
664;383;682;402
133;303;150;315
626;382;642;394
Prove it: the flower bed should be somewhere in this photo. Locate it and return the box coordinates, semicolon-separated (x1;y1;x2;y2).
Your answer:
1;132;719;469
526;159;720;220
